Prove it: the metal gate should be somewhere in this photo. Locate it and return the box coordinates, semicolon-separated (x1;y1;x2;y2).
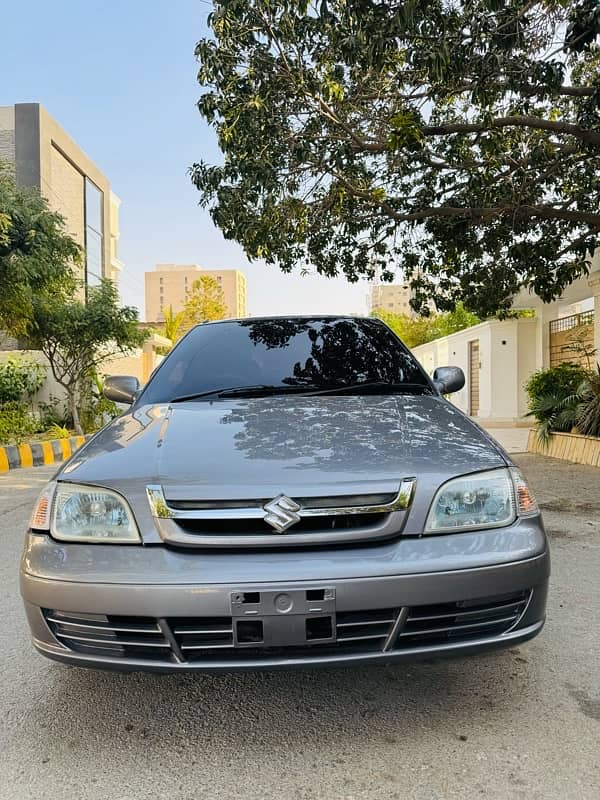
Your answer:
469;340;480;416
549;311;595;368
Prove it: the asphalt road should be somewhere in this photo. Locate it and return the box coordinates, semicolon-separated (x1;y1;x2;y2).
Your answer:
1;455;599;800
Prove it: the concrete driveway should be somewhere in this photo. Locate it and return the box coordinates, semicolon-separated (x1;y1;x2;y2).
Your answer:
1;456;598;800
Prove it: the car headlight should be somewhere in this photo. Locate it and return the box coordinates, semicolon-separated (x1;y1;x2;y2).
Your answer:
424;468;538;533
31;482;141;543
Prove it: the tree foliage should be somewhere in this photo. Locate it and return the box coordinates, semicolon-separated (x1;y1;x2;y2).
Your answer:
180;274;228;334
0;162;79;334
373;303;480;347
0;356;46;404
25;280;147;435
193;0;600;316
161;305;184;344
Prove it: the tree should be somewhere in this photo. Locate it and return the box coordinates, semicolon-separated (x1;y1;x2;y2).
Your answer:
25;280;147;435
161;305;184;345
192;1;600;317
179;274;227;334
373;303;480;347
0;162;79;334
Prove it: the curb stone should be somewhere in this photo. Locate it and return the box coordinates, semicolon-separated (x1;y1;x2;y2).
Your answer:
0;435;89;472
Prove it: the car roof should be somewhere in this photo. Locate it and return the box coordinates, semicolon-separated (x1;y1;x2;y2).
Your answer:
200;315;377;326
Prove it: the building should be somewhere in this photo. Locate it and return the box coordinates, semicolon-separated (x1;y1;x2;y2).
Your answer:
411;252;600;425
0;102;122;290
145;264;247;322
369;282;415;316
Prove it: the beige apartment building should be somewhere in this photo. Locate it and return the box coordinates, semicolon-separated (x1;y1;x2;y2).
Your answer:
369;282;415;316
145;264;247;322
0;102;122;289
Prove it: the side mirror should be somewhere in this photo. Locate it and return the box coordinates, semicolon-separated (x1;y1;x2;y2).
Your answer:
103;375;140;405
433;366;465;395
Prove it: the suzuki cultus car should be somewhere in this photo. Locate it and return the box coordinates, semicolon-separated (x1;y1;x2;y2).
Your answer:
21;317;548;671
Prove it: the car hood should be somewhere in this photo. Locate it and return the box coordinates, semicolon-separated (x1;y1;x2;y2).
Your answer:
62;395;506;501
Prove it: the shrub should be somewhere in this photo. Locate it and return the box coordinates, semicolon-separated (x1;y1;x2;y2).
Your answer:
525;362;588;405
79;372;120;434
37;396;72;430
525;363;589;444
46;423;70;440
0;356;46;404
0;402;37;445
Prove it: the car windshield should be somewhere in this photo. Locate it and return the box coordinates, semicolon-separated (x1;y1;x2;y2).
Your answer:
138;318;431;404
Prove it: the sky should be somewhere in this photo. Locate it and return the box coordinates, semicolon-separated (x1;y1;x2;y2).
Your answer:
0;0;372;319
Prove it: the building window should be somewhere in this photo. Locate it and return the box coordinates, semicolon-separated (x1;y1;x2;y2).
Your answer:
85;179;104;291
160;277;163;285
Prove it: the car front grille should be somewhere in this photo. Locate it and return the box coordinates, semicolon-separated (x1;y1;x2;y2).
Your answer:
394;590;530;649
170;616;235;655
170;608;398;663
148;481;415;549
43;610;172;661
43;591;530;666
174;514;388;537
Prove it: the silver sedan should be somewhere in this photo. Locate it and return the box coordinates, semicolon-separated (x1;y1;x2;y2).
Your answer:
21;317;549;672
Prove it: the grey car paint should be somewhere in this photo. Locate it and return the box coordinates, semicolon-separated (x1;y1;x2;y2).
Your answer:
20;366;549;671
55;395;509;541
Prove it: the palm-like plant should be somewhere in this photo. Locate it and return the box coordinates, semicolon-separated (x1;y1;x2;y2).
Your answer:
573;366;600;438
528;392;579;446
527;362;600;445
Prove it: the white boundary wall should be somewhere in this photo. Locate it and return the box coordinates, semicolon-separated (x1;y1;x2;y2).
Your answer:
412;317;538;424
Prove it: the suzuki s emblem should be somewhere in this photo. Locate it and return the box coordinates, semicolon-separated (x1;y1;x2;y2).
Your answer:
263;494;301;533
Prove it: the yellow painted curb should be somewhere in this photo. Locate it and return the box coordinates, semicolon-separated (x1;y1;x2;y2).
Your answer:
0;435;90;472
18;444;33;468
59;439;72;460
41;441;54;465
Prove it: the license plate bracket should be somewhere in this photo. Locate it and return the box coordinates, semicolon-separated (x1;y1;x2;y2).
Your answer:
230;588;336;647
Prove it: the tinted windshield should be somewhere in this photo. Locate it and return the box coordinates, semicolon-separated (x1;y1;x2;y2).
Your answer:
139;318;430;404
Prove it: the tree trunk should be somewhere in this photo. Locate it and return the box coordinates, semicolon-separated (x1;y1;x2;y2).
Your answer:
67;386;83;436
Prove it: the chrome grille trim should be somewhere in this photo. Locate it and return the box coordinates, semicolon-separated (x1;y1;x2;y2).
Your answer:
44;610;174;662
170;616;235;653
146;479;415;548
45;617;160;635
52;632;171;648
393;590;531;649
147;480;416;521
167;493;398;512
396;615;519;638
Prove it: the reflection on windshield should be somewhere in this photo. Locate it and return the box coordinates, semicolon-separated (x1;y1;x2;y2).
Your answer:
138;317;430;404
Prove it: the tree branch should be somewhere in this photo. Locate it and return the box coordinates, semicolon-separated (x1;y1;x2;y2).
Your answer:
330;175;600;227
422;117;600;147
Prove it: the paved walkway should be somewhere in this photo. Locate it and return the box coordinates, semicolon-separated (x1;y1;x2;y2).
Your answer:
481;425;531;453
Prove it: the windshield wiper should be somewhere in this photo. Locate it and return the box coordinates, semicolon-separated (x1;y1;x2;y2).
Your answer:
307;381;431;396
171;381;431;403
170;385;316;402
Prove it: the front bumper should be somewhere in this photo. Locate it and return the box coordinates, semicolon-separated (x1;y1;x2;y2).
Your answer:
21;531;549;672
